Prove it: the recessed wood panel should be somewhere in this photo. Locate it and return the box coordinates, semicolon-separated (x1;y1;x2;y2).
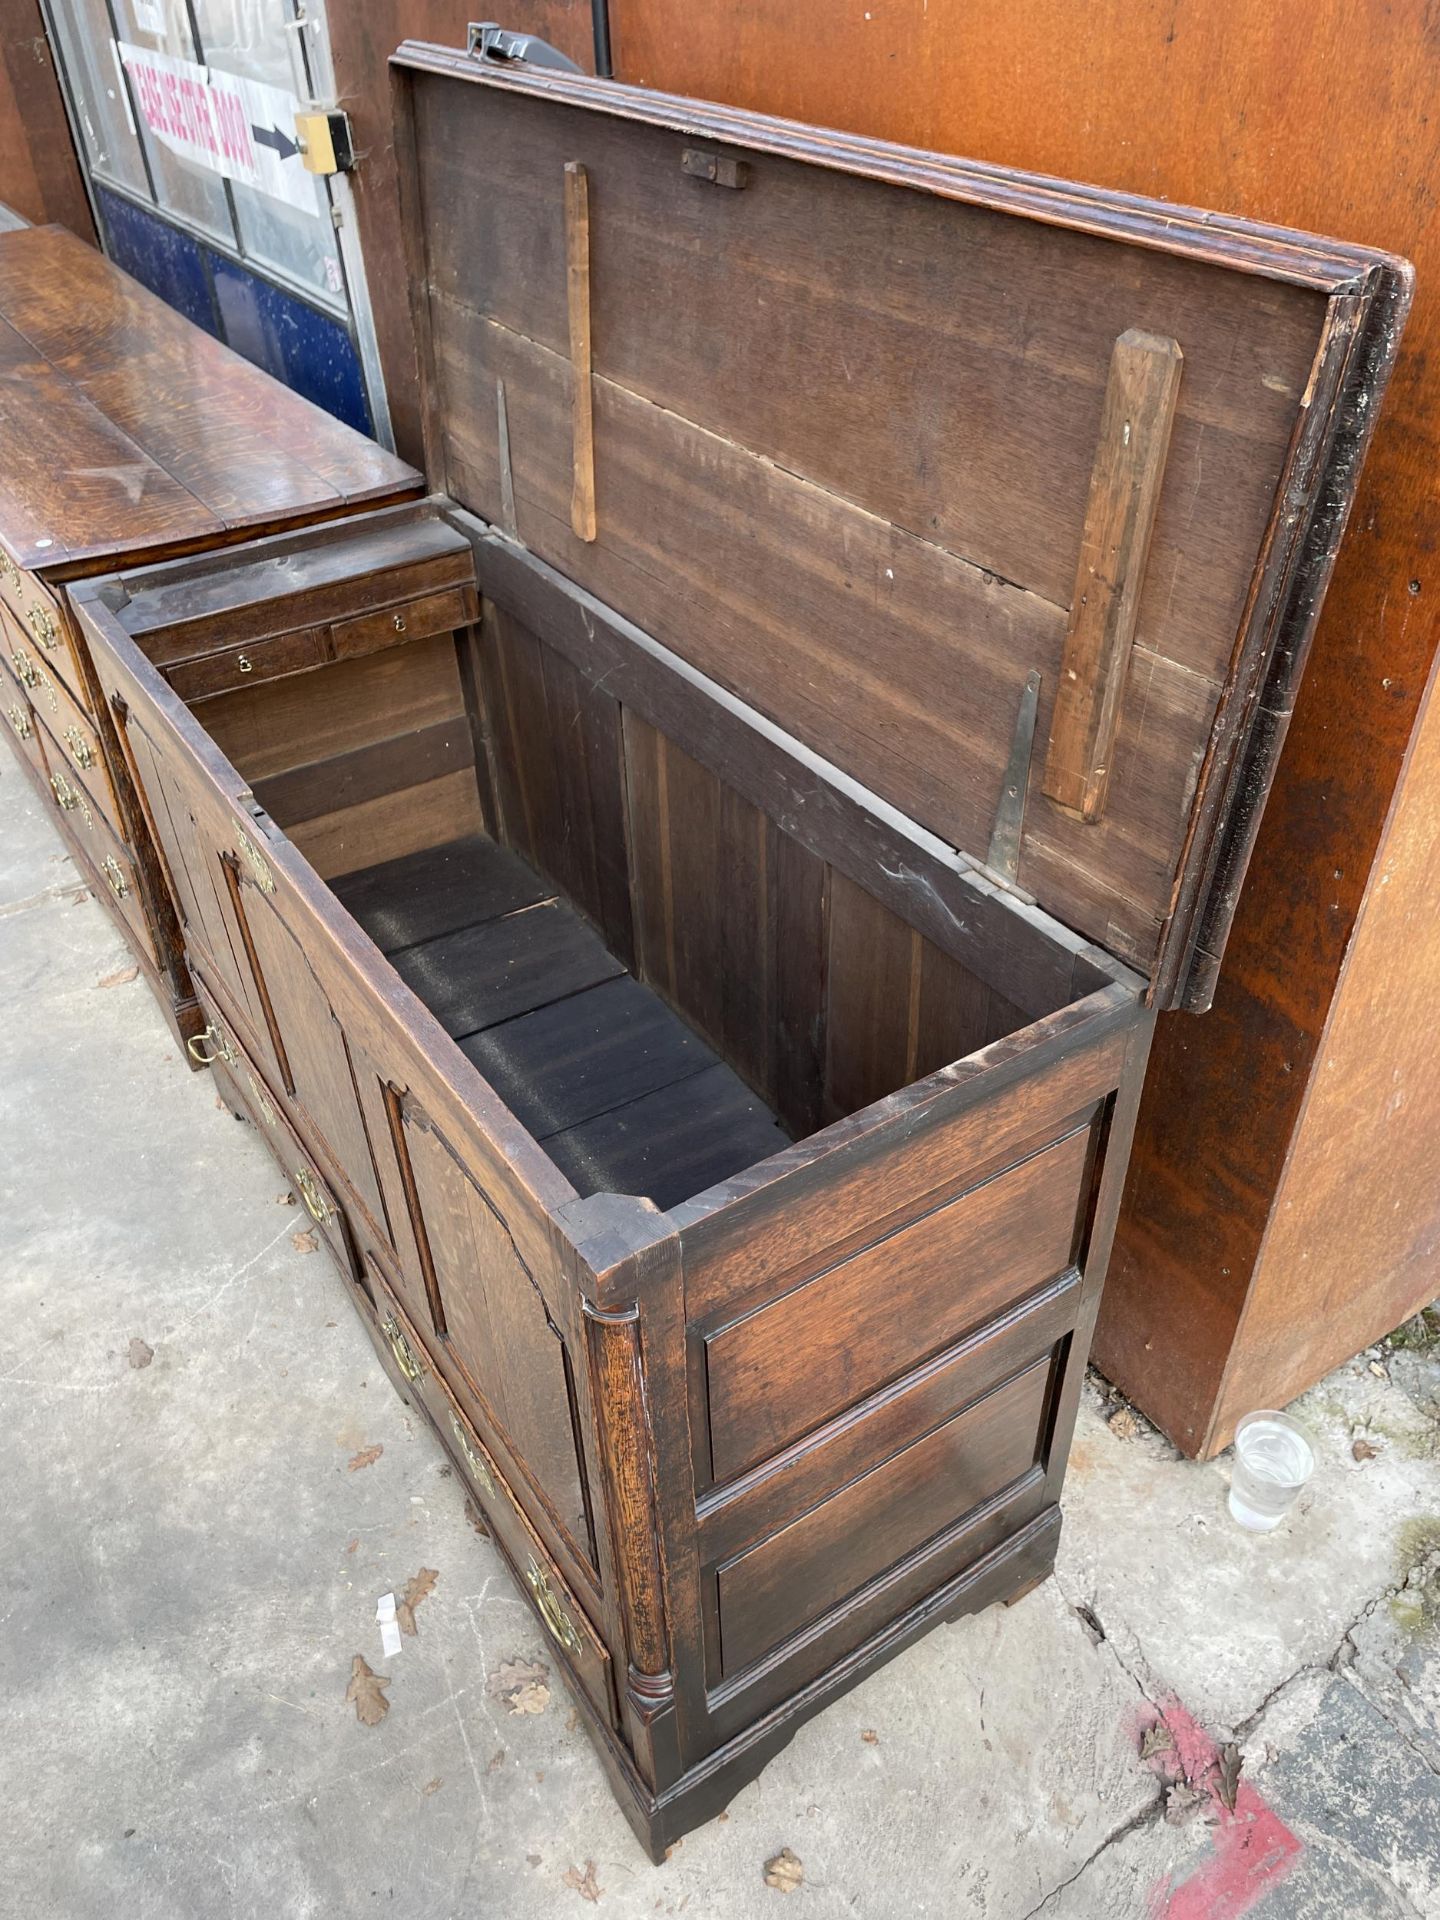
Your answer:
715;1359;1051;1676
704;1122;1092;1483
399;1108;590;1553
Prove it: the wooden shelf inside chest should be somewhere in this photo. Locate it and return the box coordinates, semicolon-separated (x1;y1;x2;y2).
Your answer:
331;832;791;1210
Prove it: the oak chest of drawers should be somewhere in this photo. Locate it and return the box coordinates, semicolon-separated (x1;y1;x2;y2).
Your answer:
72;45;1407;1857
0;222;420;1050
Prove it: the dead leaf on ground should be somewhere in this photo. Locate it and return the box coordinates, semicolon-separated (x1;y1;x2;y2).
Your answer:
464;1499;490;1539
276;1191;297;1206
347;1444;383;1472
763;1847;804;1893
292;1229;318;1254
422;1777;442;1796
562;1861;602;1903
396;1566;439;1635
488;1657;551;1715
98;964;139;989
566;1707;581;1732
1108;1407;1140;1441
860;1728;879;1745
1352;1436;1380;1462
127;1337;154;1370
1164;1782;1208;1826
345;1539;359;1555
487;1748;505;1773
346;1654;390;1727
1215;1742;1242;1813
1139;1722;1176;1761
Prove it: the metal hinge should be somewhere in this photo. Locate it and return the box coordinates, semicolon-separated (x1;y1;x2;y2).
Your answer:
467;21;583;71
984;670;1042;890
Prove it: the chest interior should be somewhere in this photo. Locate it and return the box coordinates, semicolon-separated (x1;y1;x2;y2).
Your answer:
105;501;1117;1216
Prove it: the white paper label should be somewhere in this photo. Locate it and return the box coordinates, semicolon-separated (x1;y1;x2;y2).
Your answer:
376;1591;402;1659
115;40;317;213
131;1;164;33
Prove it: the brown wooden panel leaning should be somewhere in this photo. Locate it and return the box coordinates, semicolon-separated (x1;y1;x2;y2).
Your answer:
703;1122;1092;1484
714;1358;1051;1678
1043;331;1183;822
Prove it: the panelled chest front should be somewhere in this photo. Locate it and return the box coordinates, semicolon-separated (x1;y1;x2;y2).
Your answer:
0;222;420;1050
72;47;1408;1859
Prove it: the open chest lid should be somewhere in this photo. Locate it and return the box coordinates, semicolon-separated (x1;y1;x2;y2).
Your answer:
391;38;1410;1010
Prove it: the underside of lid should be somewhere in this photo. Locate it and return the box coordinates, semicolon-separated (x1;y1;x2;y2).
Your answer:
390;43;1411;1008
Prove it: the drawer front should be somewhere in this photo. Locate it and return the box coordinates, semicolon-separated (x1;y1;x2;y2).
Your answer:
330;583;478;661
0;669;45;782
193;978;356;1279
0;579;87;712
61;792;157;967
702;1123;1094;1486
366;1260;617;1730
167;625;329;702
5;632;64;727
36;663;121;830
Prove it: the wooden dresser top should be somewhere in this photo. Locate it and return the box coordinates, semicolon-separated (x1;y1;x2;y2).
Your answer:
0;224;420;580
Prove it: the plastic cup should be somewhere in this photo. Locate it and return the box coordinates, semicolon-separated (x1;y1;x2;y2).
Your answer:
1227;1410;1315;1532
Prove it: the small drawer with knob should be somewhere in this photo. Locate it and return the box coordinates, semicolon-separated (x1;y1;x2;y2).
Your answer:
329;584;478;663
165;625;329;702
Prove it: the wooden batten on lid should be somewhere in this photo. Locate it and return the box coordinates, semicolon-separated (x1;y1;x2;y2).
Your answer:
389;42;1410;1010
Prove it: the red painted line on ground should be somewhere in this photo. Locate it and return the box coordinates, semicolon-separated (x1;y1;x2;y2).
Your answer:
1134;1696;1303;1920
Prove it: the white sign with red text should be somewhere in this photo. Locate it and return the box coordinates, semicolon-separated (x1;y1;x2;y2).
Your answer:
116;41;318;213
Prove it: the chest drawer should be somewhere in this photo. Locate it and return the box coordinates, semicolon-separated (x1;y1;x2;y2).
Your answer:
365;1260;617;1731
167;625;329;703
36;663;121;832
5;633;63;727
0;580;88;713
0;661;45;783
330;583;478;661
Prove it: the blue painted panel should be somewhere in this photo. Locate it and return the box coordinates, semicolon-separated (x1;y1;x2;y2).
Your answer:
207;252;372;436
95;187;220;337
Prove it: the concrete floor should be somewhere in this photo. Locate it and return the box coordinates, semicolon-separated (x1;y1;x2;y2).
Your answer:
3;758;1439;1920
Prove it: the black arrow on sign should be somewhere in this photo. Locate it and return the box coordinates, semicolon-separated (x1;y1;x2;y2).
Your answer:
250;123;300;162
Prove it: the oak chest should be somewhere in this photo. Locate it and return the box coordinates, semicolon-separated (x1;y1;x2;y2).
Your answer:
0;222;420;1050
72;45;1407;1857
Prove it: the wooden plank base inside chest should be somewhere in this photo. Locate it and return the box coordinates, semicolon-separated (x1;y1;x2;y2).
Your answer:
82;514;1151;1857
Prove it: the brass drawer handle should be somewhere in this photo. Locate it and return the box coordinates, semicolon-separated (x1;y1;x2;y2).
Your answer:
391;612;407;634
50;770;91;826
27;604;57;649
381;1313;424;1384
448;1409;496;1496
0;552;17;587
236;653;254;674
186;1022;238;1068
525;1556;583;1657
101;854;128;900
7;704;29;740
295;1165;333;1225
10;647;38;688
65;725;95;770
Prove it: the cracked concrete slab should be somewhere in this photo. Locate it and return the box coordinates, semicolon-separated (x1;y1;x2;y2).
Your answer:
1056;1367;1440;1734
4;777;1440;1918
